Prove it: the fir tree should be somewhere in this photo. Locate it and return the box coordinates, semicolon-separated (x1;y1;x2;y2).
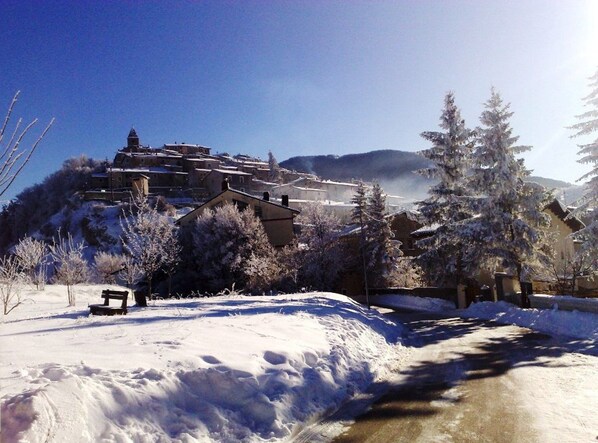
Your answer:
350;181;370;299
366;183;400;287
268;151;282;183
350;181;368;225
569;68;598;271
467;89;550;305
416;92;474;286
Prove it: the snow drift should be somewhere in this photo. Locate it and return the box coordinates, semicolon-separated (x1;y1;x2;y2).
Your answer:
0;286;406;442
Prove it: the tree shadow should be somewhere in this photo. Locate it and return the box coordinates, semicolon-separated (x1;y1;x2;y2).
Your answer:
329;310;597;442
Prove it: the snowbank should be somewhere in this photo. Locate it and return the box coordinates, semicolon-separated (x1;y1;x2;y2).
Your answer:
373;293;456;312
0;286;407;442
462;300;598;341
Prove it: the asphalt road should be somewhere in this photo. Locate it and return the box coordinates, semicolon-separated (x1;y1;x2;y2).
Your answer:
326;309;597;443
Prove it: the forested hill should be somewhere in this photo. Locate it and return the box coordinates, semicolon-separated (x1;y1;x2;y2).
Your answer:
280;150;434;199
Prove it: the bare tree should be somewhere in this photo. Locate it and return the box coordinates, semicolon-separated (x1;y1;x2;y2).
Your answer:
120;195;173;303
161;225;182;297
0;255;26;315
50;232;88;306
1;91;54;198
551;251;595;296
93;251;123;284
13;236;47;289
119;254;142;290
296;202;346;291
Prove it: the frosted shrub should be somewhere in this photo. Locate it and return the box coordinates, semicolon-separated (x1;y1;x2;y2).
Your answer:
93;251;124;284
120;195;176;302
14;236;47;289
0;255;26;315
296;202;345;291
50;232;88;306
191;203;278;293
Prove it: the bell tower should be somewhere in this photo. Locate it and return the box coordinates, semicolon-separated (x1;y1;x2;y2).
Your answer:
127;128;140;151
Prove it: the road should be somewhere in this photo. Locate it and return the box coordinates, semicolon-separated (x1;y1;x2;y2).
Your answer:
311;309;598;443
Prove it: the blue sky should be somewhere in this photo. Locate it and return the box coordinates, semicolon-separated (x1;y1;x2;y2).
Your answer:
1;0;597;202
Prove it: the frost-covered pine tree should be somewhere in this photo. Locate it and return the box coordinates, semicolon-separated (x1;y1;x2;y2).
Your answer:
350;181;368;225
467;89;550;304
350;181;370;297
268;151;282;183
416;92;475;286
366;183;400;287
569;68;598;271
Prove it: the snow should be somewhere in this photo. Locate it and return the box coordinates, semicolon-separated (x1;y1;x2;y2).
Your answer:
373;293;457;312
0;286;407;442
462;300;598;341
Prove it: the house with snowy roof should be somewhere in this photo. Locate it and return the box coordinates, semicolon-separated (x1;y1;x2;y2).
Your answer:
177;184;299;247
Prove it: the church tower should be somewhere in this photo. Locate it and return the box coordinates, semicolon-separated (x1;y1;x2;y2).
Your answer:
127;128;140;151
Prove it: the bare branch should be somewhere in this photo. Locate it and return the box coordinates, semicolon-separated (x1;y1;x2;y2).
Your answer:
0;91;54;198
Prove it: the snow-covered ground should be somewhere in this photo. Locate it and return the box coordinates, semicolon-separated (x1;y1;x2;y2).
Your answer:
462;299;598;341
0;286;407;443
3;288;597;443
372;293;598;342
372;293;456;312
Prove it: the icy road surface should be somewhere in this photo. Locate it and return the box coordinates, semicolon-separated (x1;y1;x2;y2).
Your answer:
330;310;598;443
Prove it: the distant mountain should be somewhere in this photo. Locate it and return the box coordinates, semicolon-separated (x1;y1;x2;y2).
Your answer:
281;150;433;200
527;176;573;189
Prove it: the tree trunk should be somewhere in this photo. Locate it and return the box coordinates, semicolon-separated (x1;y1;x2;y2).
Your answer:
516;263;529;308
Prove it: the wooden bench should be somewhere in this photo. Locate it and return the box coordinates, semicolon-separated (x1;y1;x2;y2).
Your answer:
89;289;129;316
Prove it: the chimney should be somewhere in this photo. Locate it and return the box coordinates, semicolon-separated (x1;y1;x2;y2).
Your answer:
221;178;229;191
263;191;270;201
282;194;289;207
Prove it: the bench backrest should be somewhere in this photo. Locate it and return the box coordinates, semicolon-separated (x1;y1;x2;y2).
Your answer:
100;290;129;308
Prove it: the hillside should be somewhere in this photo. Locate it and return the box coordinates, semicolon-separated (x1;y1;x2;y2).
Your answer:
281;150;584;203
281;150;433;200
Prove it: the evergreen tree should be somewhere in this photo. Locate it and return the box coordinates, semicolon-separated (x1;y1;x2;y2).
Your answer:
350;181;370;298
416;92;475;286
366;183;400;287
268;151;282;183
466;89;550;305
350;181;368;225
569;68;598;271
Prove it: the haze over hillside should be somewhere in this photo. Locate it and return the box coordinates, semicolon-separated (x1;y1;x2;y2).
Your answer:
281;150;434;201
281;150;583;204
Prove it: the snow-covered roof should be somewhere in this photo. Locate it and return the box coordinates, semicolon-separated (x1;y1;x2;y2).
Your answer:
389;209;423;223
211;169;253;176
108;167;187;175
177;187;299;226
163;143;210;149
411;223;440;236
